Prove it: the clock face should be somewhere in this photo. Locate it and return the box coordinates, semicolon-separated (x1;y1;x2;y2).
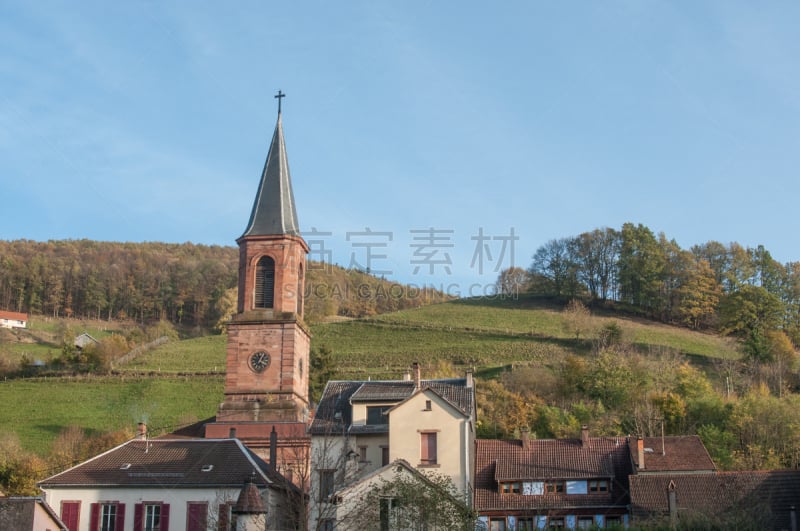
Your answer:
249;351;271;373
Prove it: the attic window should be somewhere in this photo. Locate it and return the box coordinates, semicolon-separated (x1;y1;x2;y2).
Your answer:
201;464;214;472
424;400;432;411
120;463;131;470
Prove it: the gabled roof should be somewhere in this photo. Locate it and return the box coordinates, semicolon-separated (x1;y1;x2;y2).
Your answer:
335;459;421;498
0;497;67;531
74;332;99;348
241;112;300;238
474;437;633;511
386;385;470;418
631;436;716;473
310;378;474;435
38;438;289;490
629;470;800;530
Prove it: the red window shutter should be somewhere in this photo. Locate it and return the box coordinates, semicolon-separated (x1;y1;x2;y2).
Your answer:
89;503;99;531
60;501;80;531
160;503;170;530
116;503;125;530
134;503;143;531
187;503;208;531
217;503;230;531
421;432;437;463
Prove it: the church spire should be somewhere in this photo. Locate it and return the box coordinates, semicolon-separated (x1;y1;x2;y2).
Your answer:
241;93;300;237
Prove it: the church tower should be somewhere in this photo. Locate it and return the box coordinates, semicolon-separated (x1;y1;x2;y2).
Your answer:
206;94;311;473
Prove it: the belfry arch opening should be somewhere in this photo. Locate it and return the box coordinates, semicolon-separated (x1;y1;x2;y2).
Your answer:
255;256;275;309
297;263;304;316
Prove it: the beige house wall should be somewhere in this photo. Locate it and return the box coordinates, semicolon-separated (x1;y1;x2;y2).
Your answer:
388;389;473;500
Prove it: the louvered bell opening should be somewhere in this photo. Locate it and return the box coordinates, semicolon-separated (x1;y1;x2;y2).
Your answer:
255;256;275;309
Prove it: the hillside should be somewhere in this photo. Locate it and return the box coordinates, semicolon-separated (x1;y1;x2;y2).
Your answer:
0;239;451;330
1;296;743;456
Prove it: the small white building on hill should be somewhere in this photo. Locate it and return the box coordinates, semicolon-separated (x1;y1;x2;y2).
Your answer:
0;310;28;329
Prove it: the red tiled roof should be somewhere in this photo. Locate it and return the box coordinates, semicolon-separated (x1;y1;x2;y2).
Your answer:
631;436;716;473
234;480;267;514
474;437;633;511
38;439;288;489
0;310;27;321
629;470;800;530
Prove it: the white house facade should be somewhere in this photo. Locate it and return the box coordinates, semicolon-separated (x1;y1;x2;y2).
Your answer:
38;437;301;531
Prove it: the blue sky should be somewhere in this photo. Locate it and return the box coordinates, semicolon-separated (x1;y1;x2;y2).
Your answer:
1;2;798;293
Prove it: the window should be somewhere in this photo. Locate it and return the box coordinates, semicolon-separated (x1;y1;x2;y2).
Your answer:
379;498;400;531
589;479;609;492
489;518;506;531
366;406;390;425
605;516;623;528
89;502;124;531
144;504;161;531
320;519;336;531
420;432;437;465
516;518;534;530
500;482;521;494
297;263;304;315
577;516;595;529
134;503;169;531
424;400;432;411
101;504;117;531
381;446;390;466
60;501;80;531
359;446;368;462
255;256;275;308
319;469;335;501
186;502;208;531
545;481;565;493
547;517;565;528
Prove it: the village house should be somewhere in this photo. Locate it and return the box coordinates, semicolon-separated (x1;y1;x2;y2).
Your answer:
474;429;725;530
629;470;800;529
37;432;301;531
474;427;632;530
0;495;67;531
308;363;476;529
0;309;28;329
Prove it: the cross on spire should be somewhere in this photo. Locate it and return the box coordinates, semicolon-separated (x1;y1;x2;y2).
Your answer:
274;90;285;114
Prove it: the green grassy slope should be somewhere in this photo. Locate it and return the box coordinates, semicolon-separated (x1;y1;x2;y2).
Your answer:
0;376;222;455
0;296;741;455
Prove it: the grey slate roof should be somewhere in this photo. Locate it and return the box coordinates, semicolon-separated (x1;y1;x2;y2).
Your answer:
310;378;474;435
241;112;300;238
38;438;289;490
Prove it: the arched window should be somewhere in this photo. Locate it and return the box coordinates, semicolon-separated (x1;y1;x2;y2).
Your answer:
255;256;275;308
297;263;304;316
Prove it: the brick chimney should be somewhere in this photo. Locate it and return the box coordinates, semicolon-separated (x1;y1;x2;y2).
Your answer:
465;369;474;388
637;437;645;470
412;362;421;390
137;422;147;440
581;425;589;447
521;428;530;451
269;426;278;472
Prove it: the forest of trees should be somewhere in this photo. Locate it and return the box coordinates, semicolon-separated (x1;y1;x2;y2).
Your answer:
0;240;450;327
499;222;800;359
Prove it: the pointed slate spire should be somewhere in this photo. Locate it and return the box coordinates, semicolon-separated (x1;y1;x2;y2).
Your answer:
241;102;300;238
